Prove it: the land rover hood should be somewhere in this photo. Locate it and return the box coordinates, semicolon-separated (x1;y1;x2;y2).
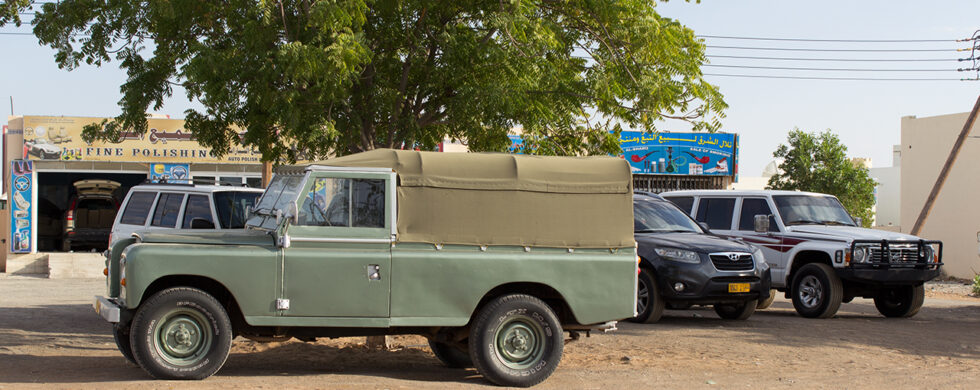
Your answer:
787;226;923;242
134;229;275;247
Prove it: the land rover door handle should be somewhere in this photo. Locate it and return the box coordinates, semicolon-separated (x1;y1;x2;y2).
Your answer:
367;264;381;281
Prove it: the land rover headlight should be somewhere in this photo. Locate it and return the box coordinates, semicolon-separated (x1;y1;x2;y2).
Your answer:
654;248;701;264
852;246;867;263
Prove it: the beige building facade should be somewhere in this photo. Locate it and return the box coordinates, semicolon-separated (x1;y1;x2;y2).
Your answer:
900;112;980;279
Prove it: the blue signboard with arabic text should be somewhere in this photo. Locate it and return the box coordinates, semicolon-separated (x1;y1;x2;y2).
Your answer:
620;131;737;176
10;160;34;253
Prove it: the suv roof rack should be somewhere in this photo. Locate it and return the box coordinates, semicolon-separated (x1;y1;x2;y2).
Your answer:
142;178;254;188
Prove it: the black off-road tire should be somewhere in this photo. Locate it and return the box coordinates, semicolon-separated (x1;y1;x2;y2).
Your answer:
113;322;137;365
714;299;758;320
874;284;925;318
429;339;473;368
791;263;843;319
130;287;233;380
468;294;563;387
756;289;777;309
628;268;665;324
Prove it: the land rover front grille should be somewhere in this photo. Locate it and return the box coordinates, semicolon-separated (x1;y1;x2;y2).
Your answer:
709;253;754;271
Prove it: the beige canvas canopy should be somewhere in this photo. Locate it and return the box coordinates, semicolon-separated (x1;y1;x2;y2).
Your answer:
306;149;635;248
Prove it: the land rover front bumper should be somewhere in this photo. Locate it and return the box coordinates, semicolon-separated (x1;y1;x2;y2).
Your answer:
93;296;122;323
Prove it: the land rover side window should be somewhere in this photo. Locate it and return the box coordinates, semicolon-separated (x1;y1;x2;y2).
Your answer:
298;178;385;228
738;198;778;231
181;195;214;229
151;193;186;228
119;192;157;225
665;196;694;213
695;198;735;230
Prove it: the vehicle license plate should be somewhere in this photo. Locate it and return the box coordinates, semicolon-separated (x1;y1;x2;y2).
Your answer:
728;283;750;293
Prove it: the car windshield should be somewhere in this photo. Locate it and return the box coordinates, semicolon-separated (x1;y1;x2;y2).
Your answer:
634;198;704;233
214;191;262;229
772;195;856;226
245;175;306;230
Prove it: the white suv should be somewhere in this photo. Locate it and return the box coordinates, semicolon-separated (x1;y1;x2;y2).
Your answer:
661;190;942;319
109;183;263;249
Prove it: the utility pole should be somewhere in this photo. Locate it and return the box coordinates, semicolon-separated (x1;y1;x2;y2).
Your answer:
261;161;272;188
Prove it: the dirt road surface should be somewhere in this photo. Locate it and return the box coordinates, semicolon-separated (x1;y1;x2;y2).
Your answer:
1;276;977;389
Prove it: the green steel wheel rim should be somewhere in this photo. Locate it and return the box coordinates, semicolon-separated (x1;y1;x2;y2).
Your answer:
153;308;213;366
494;316;546;370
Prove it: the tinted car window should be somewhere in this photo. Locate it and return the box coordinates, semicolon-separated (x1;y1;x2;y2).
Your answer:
665;196;694;214
151;193;186;228
119;192;157;225
695;198;735;230
214;191;261;229
182;195;214;229
634;198;703;233
739;198;778;231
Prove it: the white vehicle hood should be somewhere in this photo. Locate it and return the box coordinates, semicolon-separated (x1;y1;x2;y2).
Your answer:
786;225;924;242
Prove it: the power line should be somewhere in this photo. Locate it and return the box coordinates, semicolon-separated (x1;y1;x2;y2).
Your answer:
703;73;976;81
707;54;972;62
708;45;966;52
703;64;977;72
699;35;970;43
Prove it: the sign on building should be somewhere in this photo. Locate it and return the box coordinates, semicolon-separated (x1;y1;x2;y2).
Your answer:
10;160;33;253
620;131;737;176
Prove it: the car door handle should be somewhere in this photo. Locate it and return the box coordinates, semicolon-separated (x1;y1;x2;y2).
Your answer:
367;264;381;281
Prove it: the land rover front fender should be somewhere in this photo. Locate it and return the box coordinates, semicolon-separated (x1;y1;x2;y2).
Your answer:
121;243;281;320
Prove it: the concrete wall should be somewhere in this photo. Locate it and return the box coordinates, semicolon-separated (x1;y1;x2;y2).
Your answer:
870;164;900;228
900;112;980;279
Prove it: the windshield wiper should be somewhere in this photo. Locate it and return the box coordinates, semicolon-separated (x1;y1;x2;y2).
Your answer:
820;220;854;226
786;219;824;226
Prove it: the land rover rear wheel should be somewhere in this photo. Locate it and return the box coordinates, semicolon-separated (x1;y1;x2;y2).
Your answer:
874;284;925;318
468;294;563;387
714;299;758;320
791;263;843;319
628;268;665;324
428;339;472;368
130;287;232;380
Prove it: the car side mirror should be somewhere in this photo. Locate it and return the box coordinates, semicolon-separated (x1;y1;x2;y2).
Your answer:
287;201;299;225
854;217;863;227
190;218;216;229
754;214;770;233
698;222;711;232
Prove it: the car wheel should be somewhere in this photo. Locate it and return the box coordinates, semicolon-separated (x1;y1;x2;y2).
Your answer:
714;300;758;320
791;263;843;319
873;284;925;318
113;322;137;365
468;294;563;387
129;287;232;379
628;268;665;324
428;339;472;368
756;289;777;309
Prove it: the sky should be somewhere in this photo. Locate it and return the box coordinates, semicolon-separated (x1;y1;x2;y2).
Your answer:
1;0;978;176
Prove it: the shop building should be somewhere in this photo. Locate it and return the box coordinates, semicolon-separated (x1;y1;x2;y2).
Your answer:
2;115;263;267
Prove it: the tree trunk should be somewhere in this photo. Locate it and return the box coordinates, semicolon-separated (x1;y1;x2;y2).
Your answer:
365;335;390;350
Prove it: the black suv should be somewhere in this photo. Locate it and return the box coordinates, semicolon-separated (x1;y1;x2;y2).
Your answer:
631;192;772;322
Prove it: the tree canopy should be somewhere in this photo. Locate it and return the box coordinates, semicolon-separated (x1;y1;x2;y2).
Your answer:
10;0;726;162
767;129;877;227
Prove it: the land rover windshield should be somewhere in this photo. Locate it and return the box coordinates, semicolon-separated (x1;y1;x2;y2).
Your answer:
246;175;305;230
773;195;856;226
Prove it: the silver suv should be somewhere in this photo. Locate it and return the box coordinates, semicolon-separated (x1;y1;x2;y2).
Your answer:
109;183;263;249
661;190;942;319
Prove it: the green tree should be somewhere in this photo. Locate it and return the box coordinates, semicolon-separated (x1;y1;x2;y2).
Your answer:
767;129;877;227
10;0;725;162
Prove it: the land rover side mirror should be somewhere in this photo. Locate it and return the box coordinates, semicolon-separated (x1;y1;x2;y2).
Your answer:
754;214;770;233
698;222;711;232
287;201;299;225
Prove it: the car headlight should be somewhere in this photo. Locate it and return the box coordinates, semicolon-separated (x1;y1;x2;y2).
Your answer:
919;245;935;262
654;248;701;264
852;246;867;263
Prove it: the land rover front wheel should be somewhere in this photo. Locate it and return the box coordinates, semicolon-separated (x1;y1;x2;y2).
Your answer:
130;287;233;379
628;268;665;324
874;284;925;318
791;263;843;319
469;294;563;387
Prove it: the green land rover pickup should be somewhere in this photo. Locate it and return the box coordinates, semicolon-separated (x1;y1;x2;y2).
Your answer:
94;149;638;387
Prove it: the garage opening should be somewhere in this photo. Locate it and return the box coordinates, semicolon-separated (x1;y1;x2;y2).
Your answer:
36;172;146;252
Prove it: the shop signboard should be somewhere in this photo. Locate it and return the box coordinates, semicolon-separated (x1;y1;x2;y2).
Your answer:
149;163;191;183
20;116;261;164
620;131;737;176
10;160;33;253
